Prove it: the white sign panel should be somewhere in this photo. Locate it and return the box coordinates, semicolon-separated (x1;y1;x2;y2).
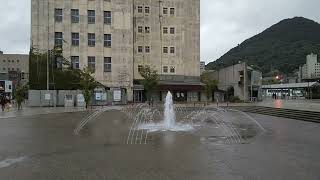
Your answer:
45;93;51;100
77;94;85;102
5;81;12;93
113;90;121;102
95;93;102;101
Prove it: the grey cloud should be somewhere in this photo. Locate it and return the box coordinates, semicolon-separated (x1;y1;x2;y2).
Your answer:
201;0;320;64
0;0;319;62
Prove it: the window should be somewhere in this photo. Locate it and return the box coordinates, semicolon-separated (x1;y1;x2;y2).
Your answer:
17;68;20;71
170;47;175;54
138;6;143;13
71;33;79;46
170;66;175;73
2;68;5;70
88;10;95;24
145;27;150;33
17;60;19;63
55;8;63;22
55;57;63;69
54;32;63;47
163;66;168;73
163;27;168;34
71;56;80;69
163;7;168;15
138;46;143;53
145;6;150;14
138;65;143;72
138;26;143;33
88;56;95;72
104;11;112;24
104;57;112;72
145;46;150;53
163;47;168;54
3;60;5;62
71;9;79;23
170;27;175;34
170;8;175;15
88;33;95;47
104;34;112;47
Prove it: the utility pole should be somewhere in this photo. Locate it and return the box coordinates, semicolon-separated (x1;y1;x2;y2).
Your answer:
47;50;49;90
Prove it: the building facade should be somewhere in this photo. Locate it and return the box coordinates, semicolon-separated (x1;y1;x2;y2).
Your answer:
206;62;263;102
200;61;205;75
31;0;200;102
301;53;320;80
0;51;29;85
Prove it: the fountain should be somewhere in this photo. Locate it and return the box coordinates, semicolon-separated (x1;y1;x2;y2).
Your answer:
121;91;266;145
163;91;176;128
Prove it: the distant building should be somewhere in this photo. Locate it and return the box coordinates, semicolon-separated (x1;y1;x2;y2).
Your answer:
0;52;29;86
301;53;320;80
200;61;206;74
206;62;263;102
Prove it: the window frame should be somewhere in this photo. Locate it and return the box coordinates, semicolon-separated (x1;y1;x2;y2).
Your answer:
88;33;96;47
104;34;112;48
71;9;79;23
104;57;112;72
87;56;96;72
71;32;80;46
104;11;112;25
87;10;96;24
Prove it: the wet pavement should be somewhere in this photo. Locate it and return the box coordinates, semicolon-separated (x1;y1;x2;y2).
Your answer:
0;109;320;179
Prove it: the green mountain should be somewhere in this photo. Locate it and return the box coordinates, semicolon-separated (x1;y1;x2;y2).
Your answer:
206;17;320;75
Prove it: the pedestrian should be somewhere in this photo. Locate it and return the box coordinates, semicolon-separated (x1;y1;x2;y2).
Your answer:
4;96;11;112
0;96;5;112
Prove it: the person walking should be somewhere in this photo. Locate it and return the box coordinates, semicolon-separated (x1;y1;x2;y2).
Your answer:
0;96;5;111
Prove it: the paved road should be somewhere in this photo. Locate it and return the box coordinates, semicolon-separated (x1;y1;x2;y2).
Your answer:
0;109;319;179
256;99;320;112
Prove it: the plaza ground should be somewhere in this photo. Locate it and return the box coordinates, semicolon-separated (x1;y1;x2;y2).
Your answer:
0;108;319;179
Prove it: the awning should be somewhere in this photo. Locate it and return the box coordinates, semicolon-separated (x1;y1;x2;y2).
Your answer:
262;82;320;89
157;81;204;91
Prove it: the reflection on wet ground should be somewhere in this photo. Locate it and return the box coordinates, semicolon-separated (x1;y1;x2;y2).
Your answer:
0;108;320;180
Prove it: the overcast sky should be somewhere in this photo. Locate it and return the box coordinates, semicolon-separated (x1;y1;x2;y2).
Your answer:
0;0;320;64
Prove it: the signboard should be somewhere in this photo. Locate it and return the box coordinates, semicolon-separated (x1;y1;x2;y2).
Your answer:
95;93;102;101
113;90;121;102
5;81;12;93
45;93;51;100
77;94;85;102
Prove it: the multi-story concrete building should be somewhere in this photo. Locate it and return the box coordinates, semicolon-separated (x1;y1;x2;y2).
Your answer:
301;53;320;80
206;62;263;102
31;0;200;102
0;51;29;85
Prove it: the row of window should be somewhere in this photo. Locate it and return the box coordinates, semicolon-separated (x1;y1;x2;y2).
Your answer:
137;65;176;74
55;9;112;24
163;66;175;73
54;6;176;24
70;56;112;73
55;32;111;47
136;46;176;54
137;6;176;15
2;60;20;63
2;67;20;71
137;26;175;34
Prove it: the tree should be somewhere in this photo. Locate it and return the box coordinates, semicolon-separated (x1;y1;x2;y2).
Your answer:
79;68;99;109
201;73;218;102
29;47;82;90
139;66;159;102
15;85;28;110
